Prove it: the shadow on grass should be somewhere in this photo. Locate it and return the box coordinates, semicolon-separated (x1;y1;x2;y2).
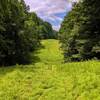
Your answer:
0;44;45;76
31;44;45;64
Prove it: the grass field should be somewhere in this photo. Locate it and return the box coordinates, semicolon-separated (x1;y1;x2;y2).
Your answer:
0;39;100;100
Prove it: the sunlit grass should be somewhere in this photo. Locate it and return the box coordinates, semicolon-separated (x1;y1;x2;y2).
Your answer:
0;39;100;100
36;39;64;65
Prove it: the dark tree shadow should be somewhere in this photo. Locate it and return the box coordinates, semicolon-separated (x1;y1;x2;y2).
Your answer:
0;44;46;77
30;44;45;64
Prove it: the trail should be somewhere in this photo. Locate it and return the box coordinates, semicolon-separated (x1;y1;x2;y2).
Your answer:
36;39;64;65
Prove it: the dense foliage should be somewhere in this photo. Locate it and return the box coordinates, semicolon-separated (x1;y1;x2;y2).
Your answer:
38;21;57;39
59;0;100;62
0;0;54;66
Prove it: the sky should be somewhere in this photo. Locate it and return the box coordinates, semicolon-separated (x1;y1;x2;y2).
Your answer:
24;0;73;31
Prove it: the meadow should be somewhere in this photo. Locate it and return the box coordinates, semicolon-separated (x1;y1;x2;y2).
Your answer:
0;39;100;100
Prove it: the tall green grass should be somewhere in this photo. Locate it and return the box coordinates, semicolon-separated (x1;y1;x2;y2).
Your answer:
0;39;100;100
35;39;64;65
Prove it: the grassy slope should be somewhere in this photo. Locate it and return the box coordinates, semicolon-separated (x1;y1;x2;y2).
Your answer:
0;39;100;100
35;39;63;64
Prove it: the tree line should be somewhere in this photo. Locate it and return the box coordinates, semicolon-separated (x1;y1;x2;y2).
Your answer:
59;0;100;62
0;0;56;66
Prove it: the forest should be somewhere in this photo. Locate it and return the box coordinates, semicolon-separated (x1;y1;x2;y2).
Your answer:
0;0;100;99
0;0;56;66
59;0;100;62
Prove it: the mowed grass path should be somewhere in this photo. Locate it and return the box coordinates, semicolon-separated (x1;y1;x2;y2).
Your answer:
0;39;100;100
36;39;63;65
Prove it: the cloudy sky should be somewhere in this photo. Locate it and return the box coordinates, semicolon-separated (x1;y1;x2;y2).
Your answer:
24;0;73;31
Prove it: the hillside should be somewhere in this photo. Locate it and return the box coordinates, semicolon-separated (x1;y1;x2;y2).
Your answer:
0;39;100;100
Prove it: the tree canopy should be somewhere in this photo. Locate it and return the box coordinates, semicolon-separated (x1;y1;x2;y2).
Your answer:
0;0;55;66
59;0;100;62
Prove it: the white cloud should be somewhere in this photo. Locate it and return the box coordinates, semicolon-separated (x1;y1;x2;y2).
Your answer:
53;25;61;31
24;0;72;30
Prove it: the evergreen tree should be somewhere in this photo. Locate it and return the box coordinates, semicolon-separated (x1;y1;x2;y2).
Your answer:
59;0;100;61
